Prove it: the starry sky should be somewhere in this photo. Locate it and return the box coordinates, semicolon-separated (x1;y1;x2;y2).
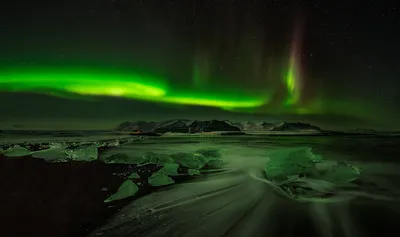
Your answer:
0;0;398;130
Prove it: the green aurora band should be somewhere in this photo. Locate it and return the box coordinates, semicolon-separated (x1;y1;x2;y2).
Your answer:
0;66;268;109
0;64;387;123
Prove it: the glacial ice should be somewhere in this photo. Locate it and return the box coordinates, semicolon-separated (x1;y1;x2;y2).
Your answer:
2;136;145;162
102;152;176;165
195;148;223;168
195;148;222;159
170;152;209;169
65;145;98;162
30;144;98;162
32;147;68;162
148;171;175;187
264;146;361;202
158;163;179;176
100;153;134;164
128;172;140;179
3;145;32;157
100;147;223;170
139;152;174;166
265;147;323;185
188;169;200;176
315;161;361;184
206;158;224;169
104;180;139;203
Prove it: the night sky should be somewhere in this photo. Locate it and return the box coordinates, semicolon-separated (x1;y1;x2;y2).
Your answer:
0;0;398;130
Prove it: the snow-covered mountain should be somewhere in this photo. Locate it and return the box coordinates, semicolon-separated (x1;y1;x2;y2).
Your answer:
270;122;322;132
116;120;322;133
116;119;240;133
232;121;275;131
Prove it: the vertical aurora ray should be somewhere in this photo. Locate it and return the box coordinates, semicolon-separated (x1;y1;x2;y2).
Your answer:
192;63;202;87
285;14;305;106
192;49;210;87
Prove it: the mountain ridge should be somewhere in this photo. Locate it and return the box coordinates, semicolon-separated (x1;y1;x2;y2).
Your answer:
115;120;322;134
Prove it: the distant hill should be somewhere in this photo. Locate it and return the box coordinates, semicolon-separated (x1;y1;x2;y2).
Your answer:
270;122;322;132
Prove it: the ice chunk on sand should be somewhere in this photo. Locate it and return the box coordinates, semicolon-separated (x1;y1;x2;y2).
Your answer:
264;147;361;202
265;147;322;184
100;153;134;164
188;169;200;176
158;163;179;176
315;161;361;184
148;171;175;187
139;152;174;166
206;159;224;169
128;172;140;179
104;180;139;203
65;144;98;162
32;147;68;162
101;152;174;165
31;144;98;162
195;148;224;168
4;145;32;157
195;149;222;159
170;152;209;169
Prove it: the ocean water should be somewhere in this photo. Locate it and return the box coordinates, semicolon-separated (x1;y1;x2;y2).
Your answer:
92;135;400;237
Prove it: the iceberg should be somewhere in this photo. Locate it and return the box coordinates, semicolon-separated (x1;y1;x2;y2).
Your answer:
170;152;209;169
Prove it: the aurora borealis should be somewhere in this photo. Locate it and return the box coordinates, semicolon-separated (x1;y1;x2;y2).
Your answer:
0;0;399;130
0;65;267;108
